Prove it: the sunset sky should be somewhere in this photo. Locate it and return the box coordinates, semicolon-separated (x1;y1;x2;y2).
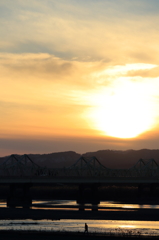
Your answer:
1;0;159;156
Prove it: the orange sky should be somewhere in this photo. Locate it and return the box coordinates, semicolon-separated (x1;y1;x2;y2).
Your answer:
1;0;159;156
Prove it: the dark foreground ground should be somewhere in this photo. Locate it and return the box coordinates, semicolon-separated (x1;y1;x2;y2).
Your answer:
0;230;158;240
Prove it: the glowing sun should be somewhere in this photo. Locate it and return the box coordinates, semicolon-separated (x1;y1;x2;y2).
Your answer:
87;80;156;139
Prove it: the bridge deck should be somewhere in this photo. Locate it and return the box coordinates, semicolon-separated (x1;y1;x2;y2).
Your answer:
0;177;159;184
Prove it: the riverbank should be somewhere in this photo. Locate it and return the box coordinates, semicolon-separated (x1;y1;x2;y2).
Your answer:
0;207;159;221
0;230;158;240
1;184;159;203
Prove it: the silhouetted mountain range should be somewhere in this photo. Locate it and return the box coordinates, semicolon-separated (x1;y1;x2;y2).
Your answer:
1;149;159;169
83;149;159;168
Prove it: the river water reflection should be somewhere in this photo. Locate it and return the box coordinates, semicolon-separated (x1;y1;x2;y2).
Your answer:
0;200;159;236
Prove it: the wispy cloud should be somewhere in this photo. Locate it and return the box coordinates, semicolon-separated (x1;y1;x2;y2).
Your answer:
0;1;159;64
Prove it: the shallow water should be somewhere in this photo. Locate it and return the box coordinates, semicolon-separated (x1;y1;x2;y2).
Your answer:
1;200;159;236
1;199;159;210
31;199;159;210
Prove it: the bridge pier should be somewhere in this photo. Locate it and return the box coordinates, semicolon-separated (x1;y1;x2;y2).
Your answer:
77;183;100;211
138;183;157;198
7;183;32;208
138;184;143;197
150;183;157;196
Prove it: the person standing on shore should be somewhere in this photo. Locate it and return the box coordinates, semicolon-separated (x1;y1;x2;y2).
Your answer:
84;223;88;233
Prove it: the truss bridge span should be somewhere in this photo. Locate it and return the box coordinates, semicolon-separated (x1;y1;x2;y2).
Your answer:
0;154;159;184
1;154;159;208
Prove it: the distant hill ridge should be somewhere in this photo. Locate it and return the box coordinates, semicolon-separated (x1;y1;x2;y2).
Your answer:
1;149;159;169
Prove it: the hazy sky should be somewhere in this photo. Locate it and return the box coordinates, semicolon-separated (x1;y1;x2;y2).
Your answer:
1;0;159;156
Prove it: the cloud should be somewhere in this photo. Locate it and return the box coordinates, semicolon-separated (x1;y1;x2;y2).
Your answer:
0;53;112;140
127;66;159;78
0;53;111;89
1;0;159;64
0;53;75;77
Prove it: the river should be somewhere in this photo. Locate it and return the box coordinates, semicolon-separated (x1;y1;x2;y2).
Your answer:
0;200;159;236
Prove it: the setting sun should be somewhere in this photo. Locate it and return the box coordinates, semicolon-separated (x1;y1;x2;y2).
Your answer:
83;64;158;139
90;91;154;139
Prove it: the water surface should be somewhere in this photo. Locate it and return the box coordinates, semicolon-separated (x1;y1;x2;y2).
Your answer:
0;200;159;236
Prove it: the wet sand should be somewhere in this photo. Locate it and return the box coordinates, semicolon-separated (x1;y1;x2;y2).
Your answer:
0;207;159;221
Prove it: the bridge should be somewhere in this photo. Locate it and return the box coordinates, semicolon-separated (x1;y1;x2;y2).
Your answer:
0;154;159;208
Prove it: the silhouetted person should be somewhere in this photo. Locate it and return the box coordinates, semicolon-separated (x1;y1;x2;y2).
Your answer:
84;223;88;233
